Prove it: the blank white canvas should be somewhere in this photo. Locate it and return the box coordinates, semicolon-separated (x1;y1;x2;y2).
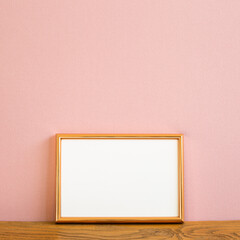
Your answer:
61;139;178;217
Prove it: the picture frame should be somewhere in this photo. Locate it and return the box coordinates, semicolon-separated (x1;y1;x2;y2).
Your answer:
56;134;184;223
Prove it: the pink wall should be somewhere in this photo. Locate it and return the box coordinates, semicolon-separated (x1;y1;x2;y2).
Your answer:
1;0;240;221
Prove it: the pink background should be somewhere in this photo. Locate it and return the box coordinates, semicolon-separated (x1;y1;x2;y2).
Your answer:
1;0;240;221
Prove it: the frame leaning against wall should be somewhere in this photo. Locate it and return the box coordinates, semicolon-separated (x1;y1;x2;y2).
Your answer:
56;134;184;223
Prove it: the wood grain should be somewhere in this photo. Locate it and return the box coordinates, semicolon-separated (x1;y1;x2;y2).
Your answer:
0;221;239;240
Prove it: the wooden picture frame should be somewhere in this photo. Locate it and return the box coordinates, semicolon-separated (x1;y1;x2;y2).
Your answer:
56;134;184;223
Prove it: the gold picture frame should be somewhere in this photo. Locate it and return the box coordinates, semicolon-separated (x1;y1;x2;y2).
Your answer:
56;134;184;223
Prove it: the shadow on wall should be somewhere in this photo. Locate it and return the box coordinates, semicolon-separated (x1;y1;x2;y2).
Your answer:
45;135;56;221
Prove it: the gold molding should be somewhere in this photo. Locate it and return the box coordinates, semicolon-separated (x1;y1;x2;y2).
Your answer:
56;134;184;223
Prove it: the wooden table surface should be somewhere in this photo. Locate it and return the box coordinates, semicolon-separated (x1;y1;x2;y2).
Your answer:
0;221;239;239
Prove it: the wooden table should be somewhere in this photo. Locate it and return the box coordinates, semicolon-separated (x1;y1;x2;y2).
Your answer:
0;221;239;239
